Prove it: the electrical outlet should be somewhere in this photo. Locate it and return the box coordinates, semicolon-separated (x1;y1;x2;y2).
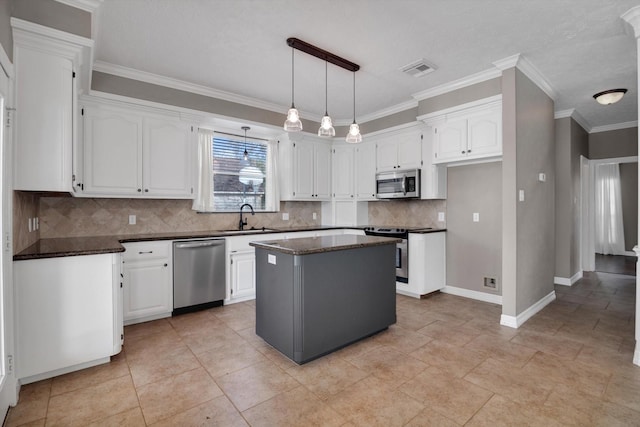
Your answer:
282;212;289;221
312;212;317;220
473;213;480;222
129;215;136;225
438;212;445;222
519;189;525;202
484;277;497;289
28;218;32;232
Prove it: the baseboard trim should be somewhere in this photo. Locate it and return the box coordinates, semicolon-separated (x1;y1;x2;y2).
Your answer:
554;270;583;286
634;342;640;366
500;290;556;329
441;286;502;305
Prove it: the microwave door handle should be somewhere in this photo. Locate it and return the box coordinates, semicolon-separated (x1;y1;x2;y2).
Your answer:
402;175;407;195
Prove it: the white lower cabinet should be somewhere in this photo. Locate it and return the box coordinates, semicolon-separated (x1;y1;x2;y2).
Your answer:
230;250;256;300
397;232;446;298
14;253;122;383
122;241;173;324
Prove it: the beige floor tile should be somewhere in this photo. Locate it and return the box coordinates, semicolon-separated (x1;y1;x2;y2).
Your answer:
463;334;536;367
45;376;139;427
326;376;424;426
465;394;564;427
86;407;146;426
464;357;553;406
10;419;45;427
404;407;461;426
400;366;492;425
370;324;433;353
128;344;201;387
236;326;273;352
410;339;484;378
197;340;268;378
243;385;345;427
124;318;174;341
285;353;369;400
522;351;611;398
509;329;583;359
346;345;428;388
461;317;520;340
604;370;640;413
136;367;223;424
167;310;224;337
333;335;383;363
5;380;51;427
215;360;300;411
180;324;246;355
50;354;130;396
416;321;477;347
123;327;183;360
150;395;248;427
395;311;440;331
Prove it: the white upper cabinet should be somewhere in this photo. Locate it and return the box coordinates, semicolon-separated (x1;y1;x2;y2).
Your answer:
80;100;195;199
355;143;376;200
375;130;422;172
12;19;92;192
423;96;502;165
332;145;355;199
279;135;331;201
421;130;447;199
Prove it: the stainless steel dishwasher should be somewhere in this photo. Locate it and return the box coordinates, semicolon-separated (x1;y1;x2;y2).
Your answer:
173;239;226;315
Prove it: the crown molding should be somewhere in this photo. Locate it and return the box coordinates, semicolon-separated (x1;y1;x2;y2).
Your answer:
0;41;13;79
622;6;640;39
554;108;591;132
92;61;323;122
591;120;638;133
351;99;419;125
417;95;502;124
494;53;557;101
411;67;502;101
11;18;93;48
53;0;103;13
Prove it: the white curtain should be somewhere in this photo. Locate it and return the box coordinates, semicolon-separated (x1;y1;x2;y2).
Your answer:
191;128;215;212
595;163;626;255
265;139;280;211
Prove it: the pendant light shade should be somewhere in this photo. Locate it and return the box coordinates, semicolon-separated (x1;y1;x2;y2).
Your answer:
284;48;303;132
345;72;362;144
242;126;250;161
318;61;335;137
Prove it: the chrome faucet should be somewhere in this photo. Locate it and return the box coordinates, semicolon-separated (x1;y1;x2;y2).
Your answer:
238;203;255;230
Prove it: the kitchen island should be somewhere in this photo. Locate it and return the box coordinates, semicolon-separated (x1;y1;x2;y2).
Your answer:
250;234;399;364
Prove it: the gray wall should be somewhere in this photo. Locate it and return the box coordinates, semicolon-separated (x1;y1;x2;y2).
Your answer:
620;162;638;251
554;117;588;279
13;0;90;38
502;68;556;317
446;162;502;295
418;77;502;116
589;127;638;159
0;0;14;61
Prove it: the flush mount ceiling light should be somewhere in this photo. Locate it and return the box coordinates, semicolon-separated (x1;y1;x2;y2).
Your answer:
593;89;627;105
242;126;250;160
285;37;360;141
284;48;303;132
345;72;362;144
318;61;335;137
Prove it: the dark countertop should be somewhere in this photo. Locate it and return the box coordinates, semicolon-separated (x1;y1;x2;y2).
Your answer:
13;225;446;261
249;234;402;256
12;226;360;261
409;228;447;234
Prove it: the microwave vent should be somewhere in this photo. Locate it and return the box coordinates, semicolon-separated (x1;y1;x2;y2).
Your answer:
400;59;437;78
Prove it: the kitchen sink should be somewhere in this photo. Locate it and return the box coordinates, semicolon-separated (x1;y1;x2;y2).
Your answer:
220;228;275;235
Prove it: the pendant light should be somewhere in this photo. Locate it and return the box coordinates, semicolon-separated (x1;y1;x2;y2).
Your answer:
242;126;250;160
345;72;362;144
284;48;303;132
318;61;335;137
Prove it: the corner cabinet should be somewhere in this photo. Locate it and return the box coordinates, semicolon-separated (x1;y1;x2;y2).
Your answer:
424;97;502;165
279;134;331;201
12;18;92;192
80;101;195;199
122;241;173;325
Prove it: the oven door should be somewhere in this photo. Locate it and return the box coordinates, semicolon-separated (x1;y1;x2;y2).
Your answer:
396;239;408;283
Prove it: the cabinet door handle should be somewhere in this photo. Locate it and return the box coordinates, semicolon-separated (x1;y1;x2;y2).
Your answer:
461;150;466;154
137;188;142;192
467;149;472;153
138;251;153;254
164;263;168;267
144;189;149;193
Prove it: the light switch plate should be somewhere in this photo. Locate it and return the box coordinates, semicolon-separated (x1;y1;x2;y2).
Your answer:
268;254;276;265
312;212;317;220
129;215;136;225
519;190;525;202
473;213;480;222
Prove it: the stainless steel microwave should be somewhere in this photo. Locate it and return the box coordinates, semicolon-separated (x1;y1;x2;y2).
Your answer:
375;169;421;199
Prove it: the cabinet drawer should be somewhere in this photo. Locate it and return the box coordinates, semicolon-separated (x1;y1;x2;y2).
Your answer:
122;241;170;262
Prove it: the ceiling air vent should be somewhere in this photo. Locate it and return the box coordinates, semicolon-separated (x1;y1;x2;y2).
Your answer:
400;59;437;78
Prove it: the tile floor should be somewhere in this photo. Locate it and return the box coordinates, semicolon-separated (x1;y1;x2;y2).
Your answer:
5;271;640;426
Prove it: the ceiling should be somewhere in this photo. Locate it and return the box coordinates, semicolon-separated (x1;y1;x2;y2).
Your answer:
93;0;639;132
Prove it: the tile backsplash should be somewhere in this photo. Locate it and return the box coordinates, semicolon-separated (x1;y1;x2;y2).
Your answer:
368;199;446;228
38;196;323;238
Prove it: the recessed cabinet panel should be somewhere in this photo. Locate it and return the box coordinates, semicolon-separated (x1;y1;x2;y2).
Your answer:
294;141;315;198
231;251;256;300
467;110;502;157
143;118;193;197
84;108;143;194
376;142;398;171
356;144;376;200
314;143;332;199
333;146;354;199
434;120;467;162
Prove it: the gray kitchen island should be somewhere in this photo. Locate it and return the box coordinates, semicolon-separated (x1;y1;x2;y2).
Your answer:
250;234;399;364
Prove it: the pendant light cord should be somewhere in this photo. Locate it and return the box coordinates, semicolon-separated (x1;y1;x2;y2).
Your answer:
325;61;328;115
291;48;295;106
352;72;356;123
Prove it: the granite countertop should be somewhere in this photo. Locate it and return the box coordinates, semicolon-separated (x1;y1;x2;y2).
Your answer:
249;234;402;256
408;228;447;234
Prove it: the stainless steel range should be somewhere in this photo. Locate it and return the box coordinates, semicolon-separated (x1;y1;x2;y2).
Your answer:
363;227;410;282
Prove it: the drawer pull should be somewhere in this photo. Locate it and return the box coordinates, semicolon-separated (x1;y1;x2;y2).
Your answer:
138;251;153;254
